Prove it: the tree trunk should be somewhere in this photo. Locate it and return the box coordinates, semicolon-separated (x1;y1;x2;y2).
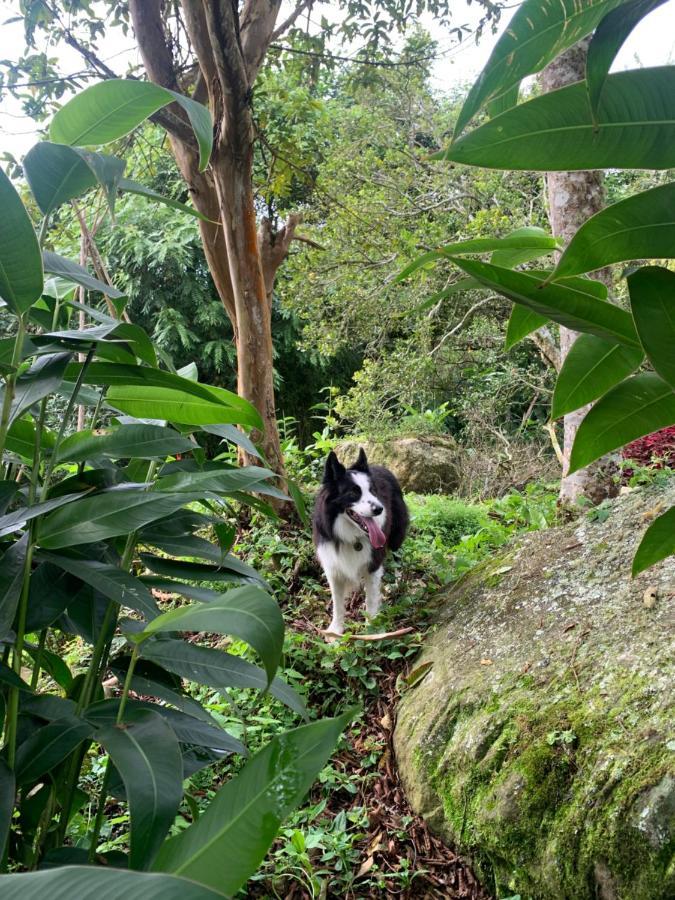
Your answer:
127;0;289;480
540;40;611;505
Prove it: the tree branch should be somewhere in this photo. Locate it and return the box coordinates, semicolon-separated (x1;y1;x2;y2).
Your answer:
239;0;283;82
271;0;314;42
529;326;561;372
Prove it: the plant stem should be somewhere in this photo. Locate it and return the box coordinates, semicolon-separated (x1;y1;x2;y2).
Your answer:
88;644;140;862
30;629;48;690
0;315;27;460
40;346;95;500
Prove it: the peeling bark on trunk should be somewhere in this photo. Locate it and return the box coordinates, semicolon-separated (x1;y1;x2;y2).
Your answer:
127;0;300;486
540;40;612;505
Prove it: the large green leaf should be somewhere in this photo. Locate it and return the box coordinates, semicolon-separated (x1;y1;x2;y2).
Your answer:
632;506;675;575
138;554;263;586
8;352;71;426
50;79;213;172
0;867;226;899
551;334;644;419
42;251;125;299
23;142;125;215
153;711;353;894
569;373;675;473
443;68;675;171
628;266;675;390
0;168;43;314
37;490;191;549
156;466;275;494
449;257;640;346
555;182;675;279
55;424;194;464
505;304;550;350
586;0;668;118
39;552;158;620
95;708;183;869
139;639;306;718
107;385;260;429
202;424;262;460
395;233;559;282
118;179;208;221
66;362;259;426
0;533;29;641
454;0;627;136
86;698;245;757
0;492;87;539
5;418;56;462
133;585;283;686
15;715;93;785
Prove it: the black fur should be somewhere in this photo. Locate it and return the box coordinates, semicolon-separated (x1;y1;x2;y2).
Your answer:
312;449;409;560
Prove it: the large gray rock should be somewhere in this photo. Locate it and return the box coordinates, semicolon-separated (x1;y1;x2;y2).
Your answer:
336;435;458;494
394;480;675;900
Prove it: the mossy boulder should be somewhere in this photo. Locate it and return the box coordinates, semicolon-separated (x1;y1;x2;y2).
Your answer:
336;435;458;493
394;480;675;899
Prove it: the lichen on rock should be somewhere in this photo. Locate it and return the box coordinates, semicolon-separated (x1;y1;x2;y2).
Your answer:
394;480;675;899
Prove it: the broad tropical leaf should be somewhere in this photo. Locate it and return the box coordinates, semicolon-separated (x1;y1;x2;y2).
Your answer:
15;715;93;784
86;698;245;757
551;335;644;419
95;708;183;869
454;0;627;135
0;534;29;642
486;81;520;118
107;385;262;429
449;257;640;346
203;424;262;460
39;552;159;620
139;638;306;718
37;490;191;549
152;711;354;894
505;305;549;350
442;68;675;171
555;182;675;278
5;418;56;462
632;506;675;575
50;79;213;171
586;0;668;118
133;585;284;685
0;492;87;539
8;352;71;426
42;251;125;299
23;142;125;215
118;179;208;221
138;554;263;586
55;424;194;464
0;867;226;899
0;168;43;314
395;233;559;282
628;266;675;390
569;373;675;473
156;466;275;494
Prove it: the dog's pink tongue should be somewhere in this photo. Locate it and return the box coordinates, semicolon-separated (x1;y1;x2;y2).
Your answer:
365;517;387;549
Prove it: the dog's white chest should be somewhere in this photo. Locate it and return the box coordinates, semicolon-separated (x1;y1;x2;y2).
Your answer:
317;537;372;584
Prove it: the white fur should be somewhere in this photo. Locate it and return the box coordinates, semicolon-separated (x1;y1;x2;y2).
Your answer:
317;471;387;635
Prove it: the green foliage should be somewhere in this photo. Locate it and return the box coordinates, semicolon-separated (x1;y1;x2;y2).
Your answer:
0;87;350;894
409;0;675;572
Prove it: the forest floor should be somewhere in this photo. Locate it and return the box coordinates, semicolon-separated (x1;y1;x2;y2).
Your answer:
202;484;561;899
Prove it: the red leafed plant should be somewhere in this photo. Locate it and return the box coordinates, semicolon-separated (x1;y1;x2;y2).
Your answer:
622;425;675;476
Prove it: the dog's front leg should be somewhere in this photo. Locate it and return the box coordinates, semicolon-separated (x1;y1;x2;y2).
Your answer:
364;566;383;619
327;574;348;636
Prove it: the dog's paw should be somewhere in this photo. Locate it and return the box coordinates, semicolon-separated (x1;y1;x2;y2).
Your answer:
323;622;344;642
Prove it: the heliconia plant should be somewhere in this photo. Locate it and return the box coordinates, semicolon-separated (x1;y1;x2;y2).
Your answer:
399;0;675;576
0;80;351;895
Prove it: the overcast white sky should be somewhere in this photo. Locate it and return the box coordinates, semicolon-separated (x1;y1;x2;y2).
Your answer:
1;0;674;159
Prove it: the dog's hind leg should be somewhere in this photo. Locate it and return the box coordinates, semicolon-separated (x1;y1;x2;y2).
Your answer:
327;574;348;635
364;566;383;619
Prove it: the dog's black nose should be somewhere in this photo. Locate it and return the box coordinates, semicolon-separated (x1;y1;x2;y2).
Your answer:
371;504;383;516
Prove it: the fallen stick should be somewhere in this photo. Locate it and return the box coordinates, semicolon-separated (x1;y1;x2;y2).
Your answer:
318;626;415;642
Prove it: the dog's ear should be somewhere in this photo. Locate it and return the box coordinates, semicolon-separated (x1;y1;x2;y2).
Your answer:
323;450;346;483
352;447;369;472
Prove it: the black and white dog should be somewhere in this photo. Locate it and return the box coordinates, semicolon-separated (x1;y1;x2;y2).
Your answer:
312;448;409;635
